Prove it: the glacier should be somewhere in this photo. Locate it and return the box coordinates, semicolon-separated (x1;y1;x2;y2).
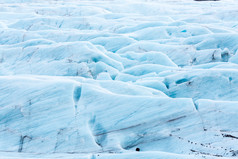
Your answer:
1;0;238;158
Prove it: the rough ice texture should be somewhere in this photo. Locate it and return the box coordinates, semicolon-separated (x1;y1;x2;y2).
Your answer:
1;0;238;158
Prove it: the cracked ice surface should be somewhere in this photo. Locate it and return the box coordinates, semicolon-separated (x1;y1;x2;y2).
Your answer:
1;0;238;158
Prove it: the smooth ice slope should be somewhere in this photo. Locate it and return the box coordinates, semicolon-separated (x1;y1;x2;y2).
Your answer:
1;0;238;158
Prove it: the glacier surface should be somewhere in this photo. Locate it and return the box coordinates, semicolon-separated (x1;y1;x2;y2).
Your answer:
1;0;238;158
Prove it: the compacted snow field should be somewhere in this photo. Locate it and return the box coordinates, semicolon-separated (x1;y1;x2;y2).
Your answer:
1;0;238;158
